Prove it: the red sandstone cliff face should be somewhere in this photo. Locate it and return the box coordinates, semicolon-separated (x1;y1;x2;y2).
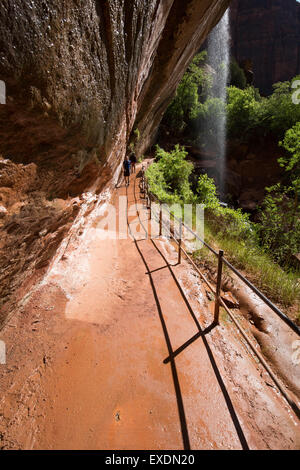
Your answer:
0;0;230;324
230;0;300;94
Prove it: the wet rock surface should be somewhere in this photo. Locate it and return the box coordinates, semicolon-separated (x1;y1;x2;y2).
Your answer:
0;0;230;324
226;137;284;210
0;155;77;323
0;170;299;450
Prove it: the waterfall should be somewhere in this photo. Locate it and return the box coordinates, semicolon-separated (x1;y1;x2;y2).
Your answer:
206;9;230;198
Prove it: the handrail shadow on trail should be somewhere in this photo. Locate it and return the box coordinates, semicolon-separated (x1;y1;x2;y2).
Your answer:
124;175;249;451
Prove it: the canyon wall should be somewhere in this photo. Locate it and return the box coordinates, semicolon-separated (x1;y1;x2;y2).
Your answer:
230;0;300;94
0;0;230;324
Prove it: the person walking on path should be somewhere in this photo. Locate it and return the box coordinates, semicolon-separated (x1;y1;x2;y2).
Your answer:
129;152;137;174
123;156;131;186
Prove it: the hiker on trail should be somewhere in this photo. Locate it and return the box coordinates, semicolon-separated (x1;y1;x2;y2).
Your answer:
123;156;131;186
129;151;137;174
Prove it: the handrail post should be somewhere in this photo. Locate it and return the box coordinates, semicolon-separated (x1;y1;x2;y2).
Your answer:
159;203;162;237
149;195;152;220
146;182;150;208
141;167;145;196
178;218;182;264
214;249;224;324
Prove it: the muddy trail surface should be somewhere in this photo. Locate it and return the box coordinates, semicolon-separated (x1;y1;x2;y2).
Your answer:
0;167;299;450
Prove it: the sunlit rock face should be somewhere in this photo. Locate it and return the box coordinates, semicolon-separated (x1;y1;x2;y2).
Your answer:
0;0;230;322
230;0;300;95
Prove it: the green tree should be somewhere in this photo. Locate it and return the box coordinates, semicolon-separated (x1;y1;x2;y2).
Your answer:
196;174;219;208
279;122;300;190
226;77;300;140
258;124;300;266
279;123;300;236
258;184;300;265
163;51;211;132
226;85;262;137
147;145;195;203
260;78;300;137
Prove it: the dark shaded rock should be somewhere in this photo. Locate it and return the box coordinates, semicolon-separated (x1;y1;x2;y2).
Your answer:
230;0;300;94
224;169;241;199
226;136;285;208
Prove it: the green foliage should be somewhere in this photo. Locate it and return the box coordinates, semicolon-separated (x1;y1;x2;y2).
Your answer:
163;51;211;133
148;157;253;240
196;174;253;240
147;151;299;307
196;174;219;208
164;52;300;144
146;145;195;203
199;223;299;307
258;183;300;265
226;86;262;137
227;77;300;139
226;87;300;267
258;123;300;266
206;206;253;241
229;59;247;89
260;79;300;137
279;122;300;192
155;55;300;308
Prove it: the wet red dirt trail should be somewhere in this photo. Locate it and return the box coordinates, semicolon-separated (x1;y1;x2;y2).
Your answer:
0;169;299;450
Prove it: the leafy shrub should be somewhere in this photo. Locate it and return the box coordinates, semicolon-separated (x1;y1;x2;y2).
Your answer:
146;145;195;203
258;183;300;266
196;174;254;239
163;51;211;133
257;123;300;266
147;151;299;307
226;86;262;137
206;206;253;241
227;77;300;139
201;223;300;307
279;122;300;192
196;174;219;208
260;79;300;137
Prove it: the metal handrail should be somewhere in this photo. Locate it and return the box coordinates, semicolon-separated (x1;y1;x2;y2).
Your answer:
140;168;300;419
142;167;300;337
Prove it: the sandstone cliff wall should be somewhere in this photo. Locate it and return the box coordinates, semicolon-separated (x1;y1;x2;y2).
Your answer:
230;0;300;94
0;0;230;323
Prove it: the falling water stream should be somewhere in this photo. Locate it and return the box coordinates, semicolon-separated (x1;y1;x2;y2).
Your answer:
207;9;230;198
